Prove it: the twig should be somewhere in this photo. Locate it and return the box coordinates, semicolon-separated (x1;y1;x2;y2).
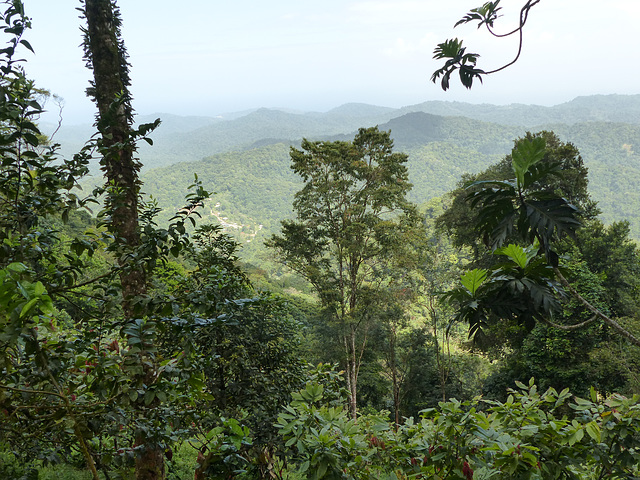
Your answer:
485;0;542;75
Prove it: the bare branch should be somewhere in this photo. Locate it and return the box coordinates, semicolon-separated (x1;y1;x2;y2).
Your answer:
484;0;541;75
540;314;597;331
553;267;640;347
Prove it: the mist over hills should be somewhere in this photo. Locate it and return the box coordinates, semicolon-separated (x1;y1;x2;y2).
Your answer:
46;94;640;171
48;94;640;245
396;95;640;127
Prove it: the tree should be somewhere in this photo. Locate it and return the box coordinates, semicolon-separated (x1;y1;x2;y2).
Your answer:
169;224;305;473
0;3;103;476
432;0;542;90
79;2;172;479
442;134;640;355
0;2;208;479
81;0;155;315
494;221;640;397
438;131;598;259
267;126;417;418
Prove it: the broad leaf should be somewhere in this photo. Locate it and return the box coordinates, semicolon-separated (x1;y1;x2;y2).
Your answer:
460;269;488;296
494;244;529;269
524;198;581;246
512;137;546;190
431;38;484;91
454;1;503;28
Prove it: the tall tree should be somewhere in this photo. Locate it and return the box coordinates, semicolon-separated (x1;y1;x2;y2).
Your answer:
1;3;206;479
438;131;598;261
0;3;101;477
81;1;164;479
442;134;640;353
81;0;149;314
267;127;417;418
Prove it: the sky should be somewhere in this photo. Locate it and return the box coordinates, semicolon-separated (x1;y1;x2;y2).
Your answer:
18;0;640;125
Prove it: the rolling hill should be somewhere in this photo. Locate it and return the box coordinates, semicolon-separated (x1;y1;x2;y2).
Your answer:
46;94;640;171
52;94;640;250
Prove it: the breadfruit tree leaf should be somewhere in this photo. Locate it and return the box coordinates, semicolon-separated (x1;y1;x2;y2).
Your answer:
460;268;488;296
512;136;546;190
494;244;529;269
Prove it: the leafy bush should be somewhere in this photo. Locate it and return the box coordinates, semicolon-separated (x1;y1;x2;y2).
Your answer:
272;376;640;479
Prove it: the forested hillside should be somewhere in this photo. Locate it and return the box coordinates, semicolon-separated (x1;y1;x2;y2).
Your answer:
397;94;640;126
47;94;640;168
553;121;640;230
142;143;296;230
6;0;640;476
131;105;640;241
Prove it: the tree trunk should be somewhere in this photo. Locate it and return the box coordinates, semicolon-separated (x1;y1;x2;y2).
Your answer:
343;329;358;420
388;325;400;427
135;432;166;480
82;2;163;479
83;0;146;315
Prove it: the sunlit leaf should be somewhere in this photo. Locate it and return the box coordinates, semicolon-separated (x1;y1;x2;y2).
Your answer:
495;244;529;269
460;269;488;295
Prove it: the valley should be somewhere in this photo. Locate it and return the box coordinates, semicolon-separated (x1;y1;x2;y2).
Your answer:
47;94;639;244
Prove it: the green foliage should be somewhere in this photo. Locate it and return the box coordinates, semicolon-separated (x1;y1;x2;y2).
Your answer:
574;219;640;318
433;0;542;90
167;224;306;451
438;131;593;257
6;0;640;477
275;377;640;479
454;1;502;29
466;135;582;263
194;418;254;480
483;237;640;398
440;129;640;396
15;373;640;479
117;113;640;273
431;38;484;90
438;132;602;347
459;268;487;296
0;6;217;478
268;127;415;308
268;126;421;416
443;244;560;342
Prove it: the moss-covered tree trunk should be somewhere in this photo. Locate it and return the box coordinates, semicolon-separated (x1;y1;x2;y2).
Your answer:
82;0;146;313
82;1;163;479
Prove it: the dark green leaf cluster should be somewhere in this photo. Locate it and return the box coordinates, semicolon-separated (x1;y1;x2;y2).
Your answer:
431;38;484;91
164;224;306;449
0;7;220;476
466;136;582;264
454;1;502;29
272;377;640;479
442;244;560;341
432;0;542;90
269;127;415;309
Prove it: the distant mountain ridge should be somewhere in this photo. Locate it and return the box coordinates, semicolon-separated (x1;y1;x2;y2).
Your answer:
44;94;640;172
399;95;640;126
48;94;640;242
136;112;640;244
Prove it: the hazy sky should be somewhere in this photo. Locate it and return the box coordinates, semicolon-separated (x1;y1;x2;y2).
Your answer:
20;0;640;124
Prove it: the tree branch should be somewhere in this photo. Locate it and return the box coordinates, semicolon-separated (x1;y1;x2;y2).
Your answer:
553;267;640;347
49;269;115;294
540;314;597;331
433;0;543;89
484;0;541;75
